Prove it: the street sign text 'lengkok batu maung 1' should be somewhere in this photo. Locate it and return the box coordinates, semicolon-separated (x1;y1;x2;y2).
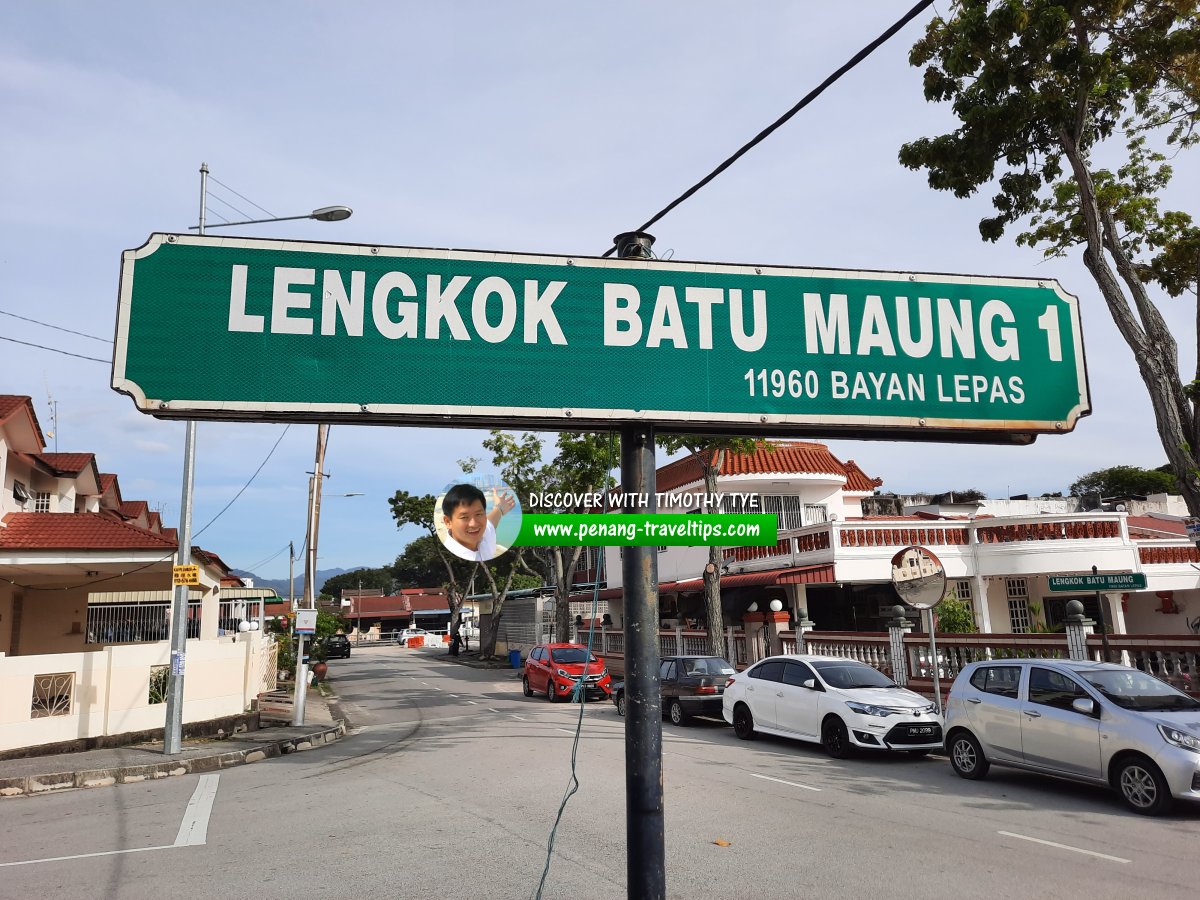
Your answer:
113;234;1090;443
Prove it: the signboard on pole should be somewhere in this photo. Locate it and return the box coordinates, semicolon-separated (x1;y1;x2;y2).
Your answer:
295;609;317;634
113;234;1089;443
172;564;200;586
1048;573;1147;592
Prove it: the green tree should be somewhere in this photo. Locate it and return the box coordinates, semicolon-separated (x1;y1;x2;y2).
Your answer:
482;430;615;648
1069;464;1177;496
900;1;1200;513
656;436;768;658
936;592;978;633
320;567;394;599
388;490;484;649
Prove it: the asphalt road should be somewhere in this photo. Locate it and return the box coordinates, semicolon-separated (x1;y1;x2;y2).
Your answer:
2;645;1198;900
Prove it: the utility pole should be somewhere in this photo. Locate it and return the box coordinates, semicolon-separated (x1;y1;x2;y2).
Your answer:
615;232;665;900
293;424;329;725
163;163;206;755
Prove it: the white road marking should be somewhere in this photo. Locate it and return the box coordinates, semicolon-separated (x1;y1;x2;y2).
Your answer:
997;831;1129;864
1;773;221;869
448;694;459;698
465;700;478;705
174;774;220;847
750;772;821;793
556;728;578;735
488;708;499;713
0;844;176;868
510;714;527;721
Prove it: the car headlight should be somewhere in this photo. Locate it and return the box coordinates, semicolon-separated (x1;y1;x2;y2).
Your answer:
845;701;908;718
557;668;571;678
1159;724;1200;753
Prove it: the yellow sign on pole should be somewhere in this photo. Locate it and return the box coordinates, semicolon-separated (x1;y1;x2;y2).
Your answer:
172;564;200;586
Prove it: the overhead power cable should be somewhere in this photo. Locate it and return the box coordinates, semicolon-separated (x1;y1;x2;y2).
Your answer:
0;335;111;365
0;309;113;343
601;0;935;257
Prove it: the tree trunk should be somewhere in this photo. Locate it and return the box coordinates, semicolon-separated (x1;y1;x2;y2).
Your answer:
703;449;726;659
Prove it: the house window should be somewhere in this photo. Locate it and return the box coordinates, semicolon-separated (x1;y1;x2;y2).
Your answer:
803;503;828;525
1006;578;1031;633
12;480;29;504
33;491;52;513
31;672;75;718
952;579;974;613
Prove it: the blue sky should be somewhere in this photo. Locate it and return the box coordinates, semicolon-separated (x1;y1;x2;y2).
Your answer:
2;3;1195;580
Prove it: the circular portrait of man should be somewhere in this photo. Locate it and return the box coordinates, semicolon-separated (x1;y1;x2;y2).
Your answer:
434;481;521;562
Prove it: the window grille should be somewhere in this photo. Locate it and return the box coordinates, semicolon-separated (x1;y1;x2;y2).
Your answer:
33;491;52;513
87;601;202;643
803;503;828;525
148;665;169;704
1006;578;1031;633
31;672;74;717
12;480;29;504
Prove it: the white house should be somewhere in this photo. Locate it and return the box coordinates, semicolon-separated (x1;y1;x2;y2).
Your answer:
0;394;276;753
591;441;1200;638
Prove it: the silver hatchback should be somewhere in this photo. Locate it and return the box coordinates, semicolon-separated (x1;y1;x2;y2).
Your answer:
944;658;1200;815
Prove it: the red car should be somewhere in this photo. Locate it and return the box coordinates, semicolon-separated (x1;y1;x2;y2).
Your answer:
522;643;613;702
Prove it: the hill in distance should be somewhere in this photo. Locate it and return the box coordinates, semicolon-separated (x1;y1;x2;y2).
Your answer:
231;566;368;598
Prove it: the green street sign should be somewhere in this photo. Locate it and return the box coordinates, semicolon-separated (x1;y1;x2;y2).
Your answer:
113;234;1090;441
1047;573;1147;592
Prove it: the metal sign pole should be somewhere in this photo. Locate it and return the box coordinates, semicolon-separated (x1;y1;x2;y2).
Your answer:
1092;565;1112;663
163;163;207;755
926;608;942;714
621;423;664;900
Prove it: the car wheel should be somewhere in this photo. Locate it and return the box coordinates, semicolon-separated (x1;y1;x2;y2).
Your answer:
667;698;688;726
522;675;533;698
948;731;990;780
545;679;556;703
821;717;853;759
616;693;626;717
1115;756;1173;816
732;703;756;740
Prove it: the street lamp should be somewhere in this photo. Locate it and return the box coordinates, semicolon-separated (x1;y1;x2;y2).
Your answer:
187;205;352;230
162;163;352;756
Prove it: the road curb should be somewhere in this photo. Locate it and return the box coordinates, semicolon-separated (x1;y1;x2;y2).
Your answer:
0;721;346;798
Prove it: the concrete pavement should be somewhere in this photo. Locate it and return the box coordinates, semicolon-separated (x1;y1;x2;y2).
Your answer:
0;691;345;798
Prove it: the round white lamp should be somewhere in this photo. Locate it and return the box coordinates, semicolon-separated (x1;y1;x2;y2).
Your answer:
747;602;759;612
237;620;252;633
769;599;783;612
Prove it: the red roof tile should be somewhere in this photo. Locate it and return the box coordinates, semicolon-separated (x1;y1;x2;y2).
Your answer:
1127;516;1187;540
656;441;881;493
35;453;96;476
0;512;178;550
0;395;46;447
120;500;149;519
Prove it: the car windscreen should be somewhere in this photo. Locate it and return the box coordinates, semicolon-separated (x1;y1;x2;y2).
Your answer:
1081;669;1200;711
812;661;897;690
551;648;598;664
682;657;736;676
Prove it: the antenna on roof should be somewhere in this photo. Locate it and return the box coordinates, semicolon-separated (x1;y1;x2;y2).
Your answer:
43;378;58;452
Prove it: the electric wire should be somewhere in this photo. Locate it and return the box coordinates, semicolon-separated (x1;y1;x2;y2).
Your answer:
207;174;276;218
600;0;935;257
192;424;291;539
243;542;292;574
0;335;110;365
0;309;112;343
533;431;617;900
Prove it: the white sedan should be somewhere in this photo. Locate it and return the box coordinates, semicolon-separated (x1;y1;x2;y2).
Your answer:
722;654;944;758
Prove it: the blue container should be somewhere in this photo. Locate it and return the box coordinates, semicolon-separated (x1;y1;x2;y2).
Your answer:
508;649;522;669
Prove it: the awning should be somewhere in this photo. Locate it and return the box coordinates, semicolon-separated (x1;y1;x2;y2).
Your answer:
568;564;834;602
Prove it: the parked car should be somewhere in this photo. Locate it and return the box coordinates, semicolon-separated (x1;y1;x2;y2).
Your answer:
396;628;428;644
322;634;352;659
944;658;1200;815
722;654;943;758
612;655;736;724
523;643;613;702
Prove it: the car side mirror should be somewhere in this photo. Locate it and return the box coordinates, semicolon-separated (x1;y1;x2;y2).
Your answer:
802;679;818;691
1071;697;1096;717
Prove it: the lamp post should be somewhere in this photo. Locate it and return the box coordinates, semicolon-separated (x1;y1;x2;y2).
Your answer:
163;163;351;755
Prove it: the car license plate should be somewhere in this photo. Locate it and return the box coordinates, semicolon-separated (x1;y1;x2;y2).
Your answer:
909;726;934;736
